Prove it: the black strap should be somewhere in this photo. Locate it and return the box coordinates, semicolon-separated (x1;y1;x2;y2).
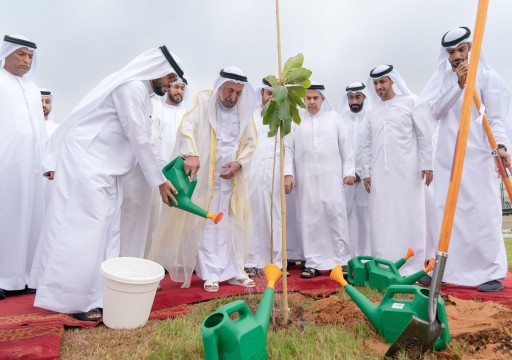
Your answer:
370;65;393;78
4;35;37;49
220;69;247;82
441;27;471;47
40;90;51;96
308;84;325;90
346;83;366;92
159;46;184;78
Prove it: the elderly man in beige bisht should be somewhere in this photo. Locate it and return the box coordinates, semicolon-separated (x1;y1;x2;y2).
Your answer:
152;67;257;292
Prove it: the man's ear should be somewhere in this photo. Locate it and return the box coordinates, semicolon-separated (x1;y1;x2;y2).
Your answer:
468;42;472;52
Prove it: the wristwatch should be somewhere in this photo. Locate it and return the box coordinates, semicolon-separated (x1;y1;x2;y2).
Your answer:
498;144;508;152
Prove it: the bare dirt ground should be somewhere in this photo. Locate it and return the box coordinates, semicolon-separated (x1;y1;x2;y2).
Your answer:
251;292;512;359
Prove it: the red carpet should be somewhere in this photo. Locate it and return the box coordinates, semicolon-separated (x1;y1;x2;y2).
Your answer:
1;267;511;359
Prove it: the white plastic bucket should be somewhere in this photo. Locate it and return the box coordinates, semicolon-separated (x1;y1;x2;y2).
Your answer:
101;257;164;329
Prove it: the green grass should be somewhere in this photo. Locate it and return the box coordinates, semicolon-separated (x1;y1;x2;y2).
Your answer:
505;236;512;269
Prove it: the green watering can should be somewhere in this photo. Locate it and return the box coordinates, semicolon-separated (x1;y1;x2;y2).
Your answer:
347;247;415;286
331;265;450;351
162;156;222;224
366;257;435;292
201;264;282;360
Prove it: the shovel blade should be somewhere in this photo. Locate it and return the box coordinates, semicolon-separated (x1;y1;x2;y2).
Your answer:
385;316;444;359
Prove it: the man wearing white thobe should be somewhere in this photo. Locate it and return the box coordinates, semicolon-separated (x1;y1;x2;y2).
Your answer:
152;67;257;292
362;65;433;276
29;46;185;318
339;82;371;258
415;27;511;291
0;35;46;300
145;78;189;259
245;79;282;275
40;88;59;136
285;82;355;278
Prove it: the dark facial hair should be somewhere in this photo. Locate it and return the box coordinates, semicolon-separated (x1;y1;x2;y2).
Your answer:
349;101;364;113
168;93;183;105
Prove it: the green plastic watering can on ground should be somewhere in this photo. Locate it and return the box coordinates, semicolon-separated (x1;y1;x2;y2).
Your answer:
347;247;415;286
162;156;222;223
365;256;435;292
201;264;282;360
331;265;450;351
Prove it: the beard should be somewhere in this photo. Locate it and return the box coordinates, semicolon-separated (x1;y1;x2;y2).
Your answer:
168;93;183;105
43;108;50;116
151;79;166;96
349;102;363;112
221;99;237;108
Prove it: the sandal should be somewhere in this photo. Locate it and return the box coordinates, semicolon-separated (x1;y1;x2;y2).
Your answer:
301;267;321;279
244;267;262;279
204;280;219;292
73;307;103;321
228;274;255;288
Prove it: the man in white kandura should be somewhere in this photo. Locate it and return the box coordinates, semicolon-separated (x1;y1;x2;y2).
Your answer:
145;77;189;259
285;82;355;279
40;88;59;136
119;64;186;260
244;79;282;277
416;27;511;291
339;82;371;258
0;35;46;300
362;65;432;276
152;67;257;292
29;46;184;320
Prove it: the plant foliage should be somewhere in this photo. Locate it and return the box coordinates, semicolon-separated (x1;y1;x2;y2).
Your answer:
261;53;312;137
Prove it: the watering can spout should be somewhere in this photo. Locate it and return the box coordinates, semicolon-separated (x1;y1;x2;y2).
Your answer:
394;246;415;269
255;264;282;338
162;157;223;224
330;265;382;330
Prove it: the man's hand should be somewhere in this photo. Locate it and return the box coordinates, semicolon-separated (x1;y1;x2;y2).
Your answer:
220;161;241;180
285;175;295;194
43;171;55;180
183;156;200;182
354;173;361;183
421;170;434;187
159;180;178;206
455;60;469;89
363;177;371;193
498;148;511;168
343;176;355;185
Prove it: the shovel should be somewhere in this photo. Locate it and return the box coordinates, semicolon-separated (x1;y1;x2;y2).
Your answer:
385;0;490;357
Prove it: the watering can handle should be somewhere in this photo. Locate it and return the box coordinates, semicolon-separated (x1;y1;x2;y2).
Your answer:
372;258;396;269
357;256;374;261
381;285;422;302
163;156;180;172
222;300;252;321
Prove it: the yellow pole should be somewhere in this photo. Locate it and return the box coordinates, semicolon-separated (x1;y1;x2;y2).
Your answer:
275;0;289;325
437;0;489;253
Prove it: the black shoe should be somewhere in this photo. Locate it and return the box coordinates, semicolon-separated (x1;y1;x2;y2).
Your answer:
300;260;306;272
341;265;348;276
73;307;103;321
23;285;36;294
477;280;504;292
0;289;5;300
418;275;432;286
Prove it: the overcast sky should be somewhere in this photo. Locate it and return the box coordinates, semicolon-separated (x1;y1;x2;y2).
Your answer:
1;0;512;121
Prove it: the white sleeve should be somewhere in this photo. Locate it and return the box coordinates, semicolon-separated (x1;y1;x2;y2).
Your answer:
284;124;296;177
361;115;372;178
112;82;165;188
337;116;355;177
